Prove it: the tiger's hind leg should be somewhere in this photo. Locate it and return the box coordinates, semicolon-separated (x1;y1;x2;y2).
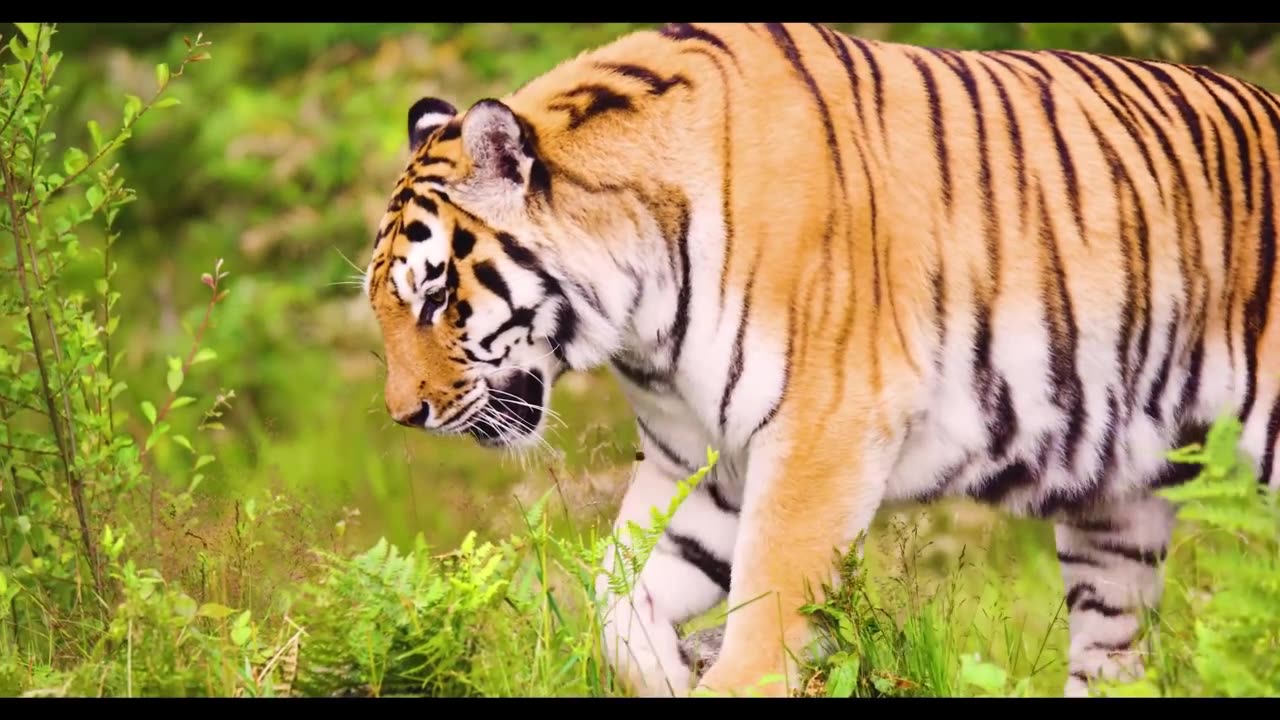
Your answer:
597;451;738;697
1053;494;1177;697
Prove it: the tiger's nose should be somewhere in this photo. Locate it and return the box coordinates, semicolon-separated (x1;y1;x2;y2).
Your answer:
391;400;431;428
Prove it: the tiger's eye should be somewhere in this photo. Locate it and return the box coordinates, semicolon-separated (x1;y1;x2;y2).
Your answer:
418;288;448;325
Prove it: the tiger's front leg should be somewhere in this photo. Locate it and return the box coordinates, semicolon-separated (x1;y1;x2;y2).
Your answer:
695;413;895;697
597;443;739;697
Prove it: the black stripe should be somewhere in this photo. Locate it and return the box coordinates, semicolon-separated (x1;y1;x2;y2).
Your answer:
1018;56;1086;244
1079;597;1126;619
495;232;543;273
719;252;760;434
1175;333;1206;420
815;24;867;130
1094;390;1122;484
436;123;461;142
636;417;698;475
472;261;512;307
1065;582;1094;611
667;532;731;593
547;83;634;130
1137;65;1211;365
968;461;1036;505
613;357;665;390
445;260;460;293
479;307;536;352
452;227;475;259
1262;392;1280;487
1186;67;1255;217
845;36;886;137
666;198;694;374
595;62;691;95
1089;538;1166;566
679;47;735;312
976;59;1028;225
930;264;946;370
1087;637;1135;652
1056;551;1102;568
765;23;845;331
1143;307;1180;422
1227;80;1277;422
817;24;877;388
1096;55;1173;121
1209;117;1240;373
412;194;438;214
1038;186;1087;473
1087;114;1140;412
1231;79;1280;425
909;53;952;210
1150;420;1210;489
1070;517;1121;533
658;23;736;61
933;50;1016;457
1054;52;1166;200
551;299;578;366
439;392;486;431
746;302;795;442
706;481;740;514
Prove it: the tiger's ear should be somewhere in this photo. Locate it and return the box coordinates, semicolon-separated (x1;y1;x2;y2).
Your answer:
407;97;458;153
459;98;540;194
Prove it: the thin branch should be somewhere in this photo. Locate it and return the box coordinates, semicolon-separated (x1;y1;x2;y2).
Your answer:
0;27;38;139
0;441;61;457
0;112;103;603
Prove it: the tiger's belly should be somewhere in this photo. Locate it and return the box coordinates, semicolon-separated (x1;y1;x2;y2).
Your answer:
881;374;1223;521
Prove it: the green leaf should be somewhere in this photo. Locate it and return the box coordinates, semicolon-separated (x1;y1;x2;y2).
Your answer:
230;610;252;646
16;516;31;534
197;603;235;620
62;147;88;176
140;401;157;425
85;185;103;210
87;120;103;151
960;654;1007;694
173;594;198;621
15;23;39;42
194;455;215;471
173;435;194;453
155;62;170;89
192;348;217;365
154;97;181;109
166;365;184;393
123;94;143;125
10;36;34;63
826;659;859;698
169;396;196;410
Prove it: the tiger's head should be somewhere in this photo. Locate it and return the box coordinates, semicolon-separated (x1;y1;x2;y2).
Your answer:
363;94;628;449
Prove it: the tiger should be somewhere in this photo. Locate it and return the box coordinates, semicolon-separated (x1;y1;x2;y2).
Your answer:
361;22;1280;698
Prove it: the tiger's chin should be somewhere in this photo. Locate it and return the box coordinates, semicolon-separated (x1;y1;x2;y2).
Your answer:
464;368;549;450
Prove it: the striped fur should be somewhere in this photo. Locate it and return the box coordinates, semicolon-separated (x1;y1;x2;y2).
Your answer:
363;23;1280;697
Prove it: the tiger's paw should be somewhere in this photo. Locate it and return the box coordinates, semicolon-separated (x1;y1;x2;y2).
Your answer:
694;658;793;698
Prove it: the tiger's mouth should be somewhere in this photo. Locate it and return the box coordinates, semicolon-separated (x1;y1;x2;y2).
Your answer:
466;369;546;448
